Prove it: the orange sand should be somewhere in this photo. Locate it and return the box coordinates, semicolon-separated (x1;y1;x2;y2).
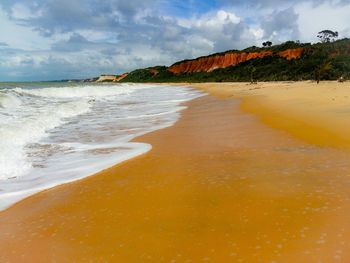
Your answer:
191;81;350;148
1;93;350;262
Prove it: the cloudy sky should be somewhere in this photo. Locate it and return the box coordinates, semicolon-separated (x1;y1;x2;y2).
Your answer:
0;0;350;81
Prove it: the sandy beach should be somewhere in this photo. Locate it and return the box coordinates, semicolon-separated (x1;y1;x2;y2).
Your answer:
191;81;350;148
2;82;350;262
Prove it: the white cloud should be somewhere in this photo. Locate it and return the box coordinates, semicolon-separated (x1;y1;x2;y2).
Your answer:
296;1;350;41
0;10;50;50
11;3;41;20
249;28;264;39
179;10;240;29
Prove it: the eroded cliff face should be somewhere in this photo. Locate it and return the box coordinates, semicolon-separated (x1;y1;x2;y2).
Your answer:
168;48;304;74
116;73;128;81
278;48;304;60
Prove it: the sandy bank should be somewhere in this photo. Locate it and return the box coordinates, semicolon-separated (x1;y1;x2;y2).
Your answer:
190;81;350;148
1;93;350;262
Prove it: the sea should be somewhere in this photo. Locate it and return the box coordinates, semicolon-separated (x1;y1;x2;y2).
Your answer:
0;82;203;210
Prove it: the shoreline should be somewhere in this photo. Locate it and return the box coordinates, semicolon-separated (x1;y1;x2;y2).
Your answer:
0;142;152;212
2;82;350;261
0;84;201;212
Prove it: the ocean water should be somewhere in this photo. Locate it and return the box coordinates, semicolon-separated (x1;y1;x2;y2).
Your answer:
0;82;203;210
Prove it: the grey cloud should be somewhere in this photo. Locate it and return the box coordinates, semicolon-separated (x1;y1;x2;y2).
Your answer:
261;7;300;40
0;3;266;81
0;0;159;35
52;34;90;52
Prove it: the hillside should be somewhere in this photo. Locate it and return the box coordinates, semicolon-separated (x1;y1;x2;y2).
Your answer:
121;39;350;83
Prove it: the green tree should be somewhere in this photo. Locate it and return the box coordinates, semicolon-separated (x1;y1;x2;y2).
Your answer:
262;41;273;47
317;30;339;43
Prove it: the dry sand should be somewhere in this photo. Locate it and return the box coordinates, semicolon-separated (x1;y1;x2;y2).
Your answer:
1;82;350;262
191;81;350;148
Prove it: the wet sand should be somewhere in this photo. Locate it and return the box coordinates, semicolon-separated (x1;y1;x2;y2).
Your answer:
1;85;350;262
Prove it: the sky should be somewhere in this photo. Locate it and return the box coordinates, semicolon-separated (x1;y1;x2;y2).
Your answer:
0;0;350;81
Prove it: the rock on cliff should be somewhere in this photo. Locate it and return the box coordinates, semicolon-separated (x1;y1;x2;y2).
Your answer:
168;48;304;74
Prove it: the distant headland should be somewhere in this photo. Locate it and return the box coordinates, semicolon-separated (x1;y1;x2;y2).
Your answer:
78;34;350;83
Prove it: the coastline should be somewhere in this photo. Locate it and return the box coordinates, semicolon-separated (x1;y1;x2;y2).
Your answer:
1;82;350;261
0;83;201;212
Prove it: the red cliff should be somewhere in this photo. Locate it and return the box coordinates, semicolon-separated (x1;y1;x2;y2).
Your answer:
278;48;304;60
116;73;128;82
168;48;304;74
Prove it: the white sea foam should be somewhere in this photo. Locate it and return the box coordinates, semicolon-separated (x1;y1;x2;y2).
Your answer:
0;98;92;180
0;92;22;109
0;83;203;210
13;84;137;99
